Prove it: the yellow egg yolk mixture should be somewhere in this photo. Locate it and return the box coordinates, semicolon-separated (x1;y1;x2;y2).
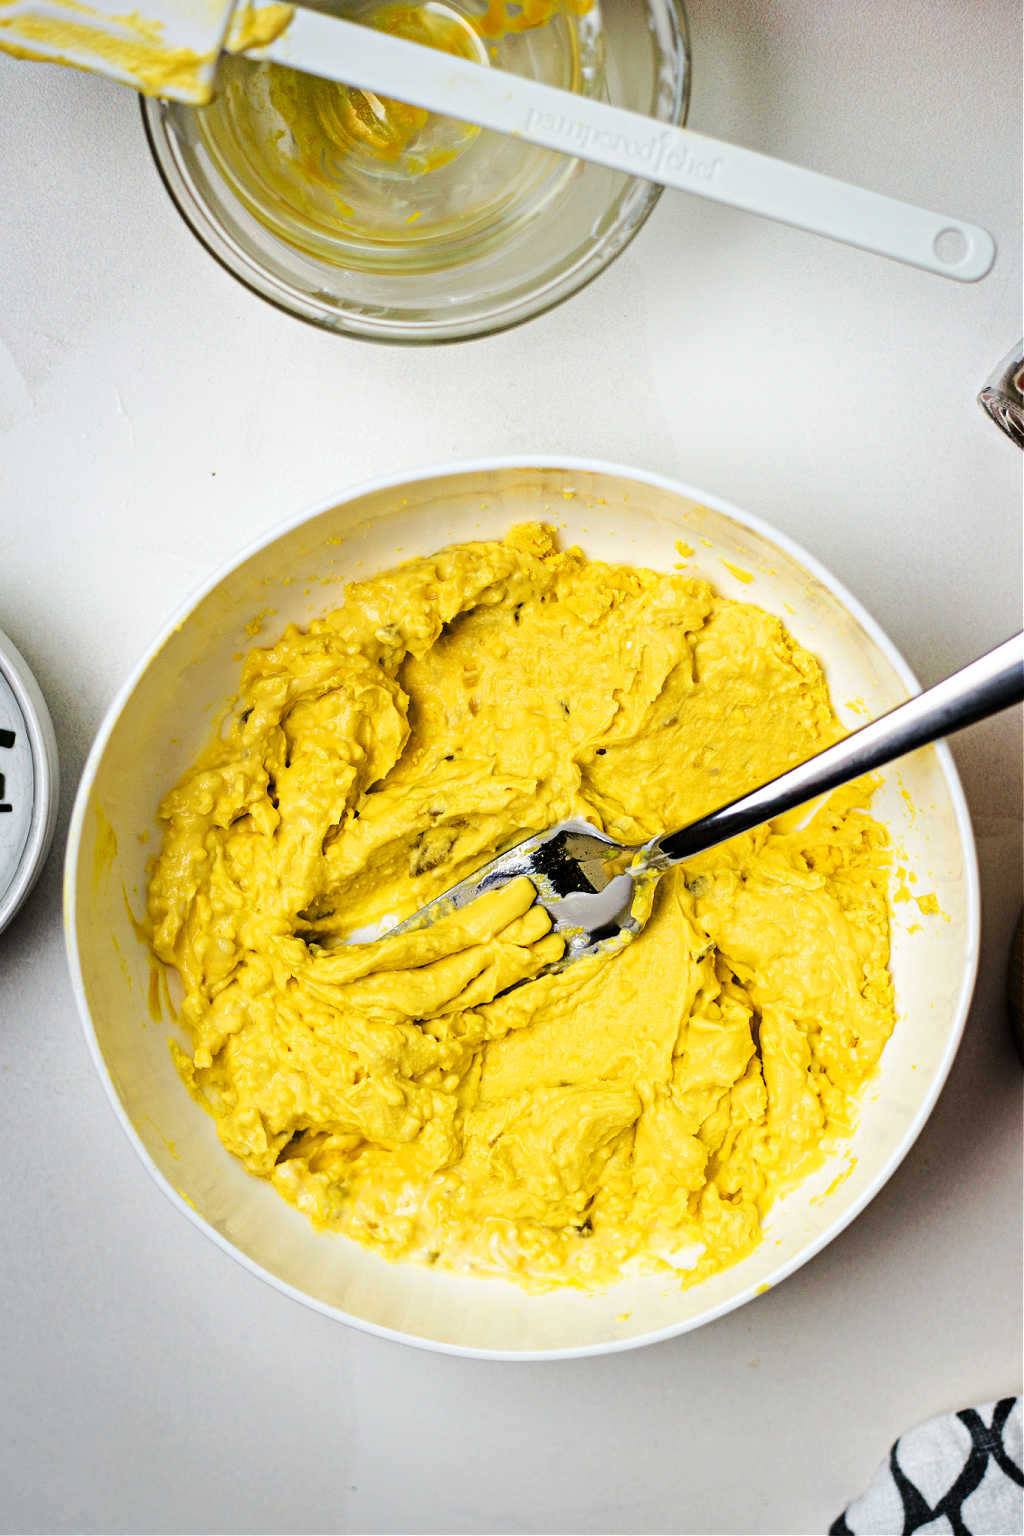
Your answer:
252;0;596;187
147;525;894;1289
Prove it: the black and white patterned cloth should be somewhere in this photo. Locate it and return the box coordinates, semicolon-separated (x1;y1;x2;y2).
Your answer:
831;1398;1023;1536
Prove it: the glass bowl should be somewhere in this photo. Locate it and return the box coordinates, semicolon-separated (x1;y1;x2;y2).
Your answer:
142;0;690;342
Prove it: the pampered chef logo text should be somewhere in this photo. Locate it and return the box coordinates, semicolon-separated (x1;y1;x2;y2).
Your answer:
524;108;723;184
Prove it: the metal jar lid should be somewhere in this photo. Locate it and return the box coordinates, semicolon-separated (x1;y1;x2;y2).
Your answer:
978;341;1024;449
0;627;59;937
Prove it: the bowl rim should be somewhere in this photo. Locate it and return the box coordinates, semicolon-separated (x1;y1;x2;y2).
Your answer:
63;454;981;1360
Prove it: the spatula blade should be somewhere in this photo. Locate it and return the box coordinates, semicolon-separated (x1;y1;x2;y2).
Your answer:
0;0;239;101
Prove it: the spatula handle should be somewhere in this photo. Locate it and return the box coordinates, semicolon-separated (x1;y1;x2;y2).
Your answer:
652;634;1024;867
250;10;996;281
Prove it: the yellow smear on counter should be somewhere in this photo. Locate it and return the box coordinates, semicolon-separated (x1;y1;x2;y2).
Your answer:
148;524;895;1291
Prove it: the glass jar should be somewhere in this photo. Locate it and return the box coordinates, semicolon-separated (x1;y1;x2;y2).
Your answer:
142;0;690;342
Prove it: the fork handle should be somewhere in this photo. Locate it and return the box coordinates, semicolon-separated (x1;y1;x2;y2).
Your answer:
649;633;1024;868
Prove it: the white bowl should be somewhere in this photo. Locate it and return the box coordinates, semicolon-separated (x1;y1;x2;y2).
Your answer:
64;459;980;1359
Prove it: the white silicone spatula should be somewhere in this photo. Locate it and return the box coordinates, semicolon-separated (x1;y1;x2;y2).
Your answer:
0;0;996;281
0;0;232;101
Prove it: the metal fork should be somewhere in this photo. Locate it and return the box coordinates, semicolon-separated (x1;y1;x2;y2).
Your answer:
376;634;1024;978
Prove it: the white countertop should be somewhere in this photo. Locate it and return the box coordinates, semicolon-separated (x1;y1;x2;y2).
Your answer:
1;2;1021;1531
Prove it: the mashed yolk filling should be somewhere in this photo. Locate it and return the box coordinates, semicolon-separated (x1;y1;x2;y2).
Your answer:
148;524;894;1288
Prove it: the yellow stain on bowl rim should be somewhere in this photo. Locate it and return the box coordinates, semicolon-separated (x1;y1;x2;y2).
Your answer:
812;1158;857;1205
134;1114;181;1160
892;874;946;923
110;931;132;991
160;964;179;1022
122;884;149;947
148;961;163;1023
720;558;755;585
91;803;118;895
244;607;277;637
896;772;917;819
